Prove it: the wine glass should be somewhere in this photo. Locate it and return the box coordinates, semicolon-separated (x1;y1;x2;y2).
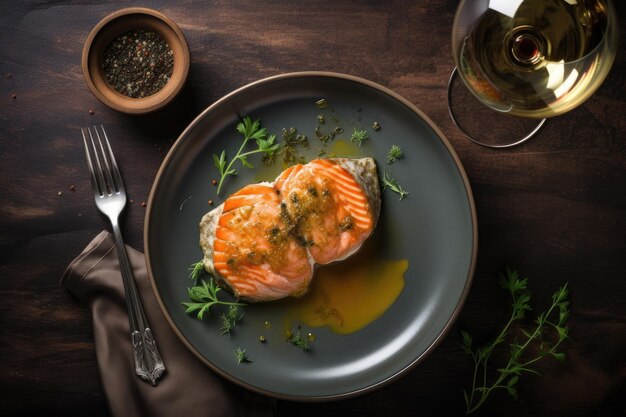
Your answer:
448;0;618;148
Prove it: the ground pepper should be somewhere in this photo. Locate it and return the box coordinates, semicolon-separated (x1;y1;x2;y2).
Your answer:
103;29;174;98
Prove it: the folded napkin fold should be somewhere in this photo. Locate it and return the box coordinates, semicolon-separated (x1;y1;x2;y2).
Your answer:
61;231;275;417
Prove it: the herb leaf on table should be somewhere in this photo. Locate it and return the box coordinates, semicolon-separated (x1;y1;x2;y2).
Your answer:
461;267;570;414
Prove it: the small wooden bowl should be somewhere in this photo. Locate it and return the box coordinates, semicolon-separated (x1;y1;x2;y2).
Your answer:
82;8;190;115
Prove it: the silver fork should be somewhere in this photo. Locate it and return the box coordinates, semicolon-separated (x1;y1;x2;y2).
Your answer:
81;125;165;386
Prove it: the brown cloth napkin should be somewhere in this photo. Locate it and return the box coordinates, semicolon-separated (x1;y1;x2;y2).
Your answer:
61;231;275;417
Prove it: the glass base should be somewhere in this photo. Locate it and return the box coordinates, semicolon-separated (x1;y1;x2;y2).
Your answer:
447;67;547;148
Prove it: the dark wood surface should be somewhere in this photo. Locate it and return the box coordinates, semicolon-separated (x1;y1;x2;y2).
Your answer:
1;1;625;416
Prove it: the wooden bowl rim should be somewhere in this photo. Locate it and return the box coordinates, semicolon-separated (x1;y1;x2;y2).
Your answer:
81;7;190;115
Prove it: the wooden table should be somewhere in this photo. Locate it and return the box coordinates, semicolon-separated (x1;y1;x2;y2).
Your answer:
1;1;625;415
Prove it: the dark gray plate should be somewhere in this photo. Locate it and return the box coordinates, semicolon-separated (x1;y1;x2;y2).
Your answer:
145;72;477;400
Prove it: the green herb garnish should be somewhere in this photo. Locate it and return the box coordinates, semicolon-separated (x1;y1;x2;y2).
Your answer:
381;171;409;200
462;267;569;414
350;128;368;146
287;330;311;351
213;116;280;194
233;347;251;365
273;127;309;165
220;305;244;335
387;144;404;164
182;278;245;320
188;261;204;280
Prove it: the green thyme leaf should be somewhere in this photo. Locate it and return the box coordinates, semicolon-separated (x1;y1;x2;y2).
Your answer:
233;347;251;365
350;128;368;146
387;144;404;164
461;268;570;414
220;305;244;335
381;171;409;200
188;261;205;280
287;329;312;351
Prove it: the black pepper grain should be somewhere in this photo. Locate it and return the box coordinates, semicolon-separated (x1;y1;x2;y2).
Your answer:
103;29;174;98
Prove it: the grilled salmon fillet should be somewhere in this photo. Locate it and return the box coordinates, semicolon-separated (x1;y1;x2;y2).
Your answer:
199;157;380;302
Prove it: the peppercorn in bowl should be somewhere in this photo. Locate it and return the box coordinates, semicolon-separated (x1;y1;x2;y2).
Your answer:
82;7;190;114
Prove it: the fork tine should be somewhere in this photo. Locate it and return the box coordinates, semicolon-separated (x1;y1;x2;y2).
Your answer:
92;126;118;194
86;127;108;196
99;125;125;193
81;128;102;196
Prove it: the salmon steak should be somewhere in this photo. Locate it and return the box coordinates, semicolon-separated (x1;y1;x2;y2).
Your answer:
199;157;381;302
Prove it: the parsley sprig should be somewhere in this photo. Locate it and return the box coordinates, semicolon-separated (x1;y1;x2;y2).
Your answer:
214;116;280;194
461;267;569;414
381;171;409;200
182;278;245;320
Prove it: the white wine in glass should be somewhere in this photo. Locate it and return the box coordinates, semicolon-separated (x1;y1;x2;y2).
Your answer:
450;0;618;145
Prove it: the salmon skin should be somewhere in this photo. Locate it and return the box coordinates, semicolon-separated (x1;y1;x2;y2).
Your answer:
199;157;381;302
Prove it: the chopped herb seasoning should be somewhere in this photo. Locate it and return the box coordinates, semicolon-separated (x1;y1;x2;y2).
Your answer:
233;347;251;365
315;125;334;144
387;144;404;164
103;29;174;98
274;127;309;165
287;328;312;351
350;128;369;146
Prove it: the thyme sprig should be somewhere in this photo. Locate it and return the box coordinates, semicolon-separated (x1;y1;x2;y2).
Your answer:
188;261;204;280
220;305;244;335
182;278;245;320
233;347;251;365
350;128;369;146
387;144;404;164
381;171;409;200
462;267;570;414
213;116;280;194
287;329;311;351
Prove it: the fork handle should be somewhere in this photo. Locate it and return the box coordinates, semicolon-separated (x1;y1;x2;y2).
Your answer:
111;220;166;386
